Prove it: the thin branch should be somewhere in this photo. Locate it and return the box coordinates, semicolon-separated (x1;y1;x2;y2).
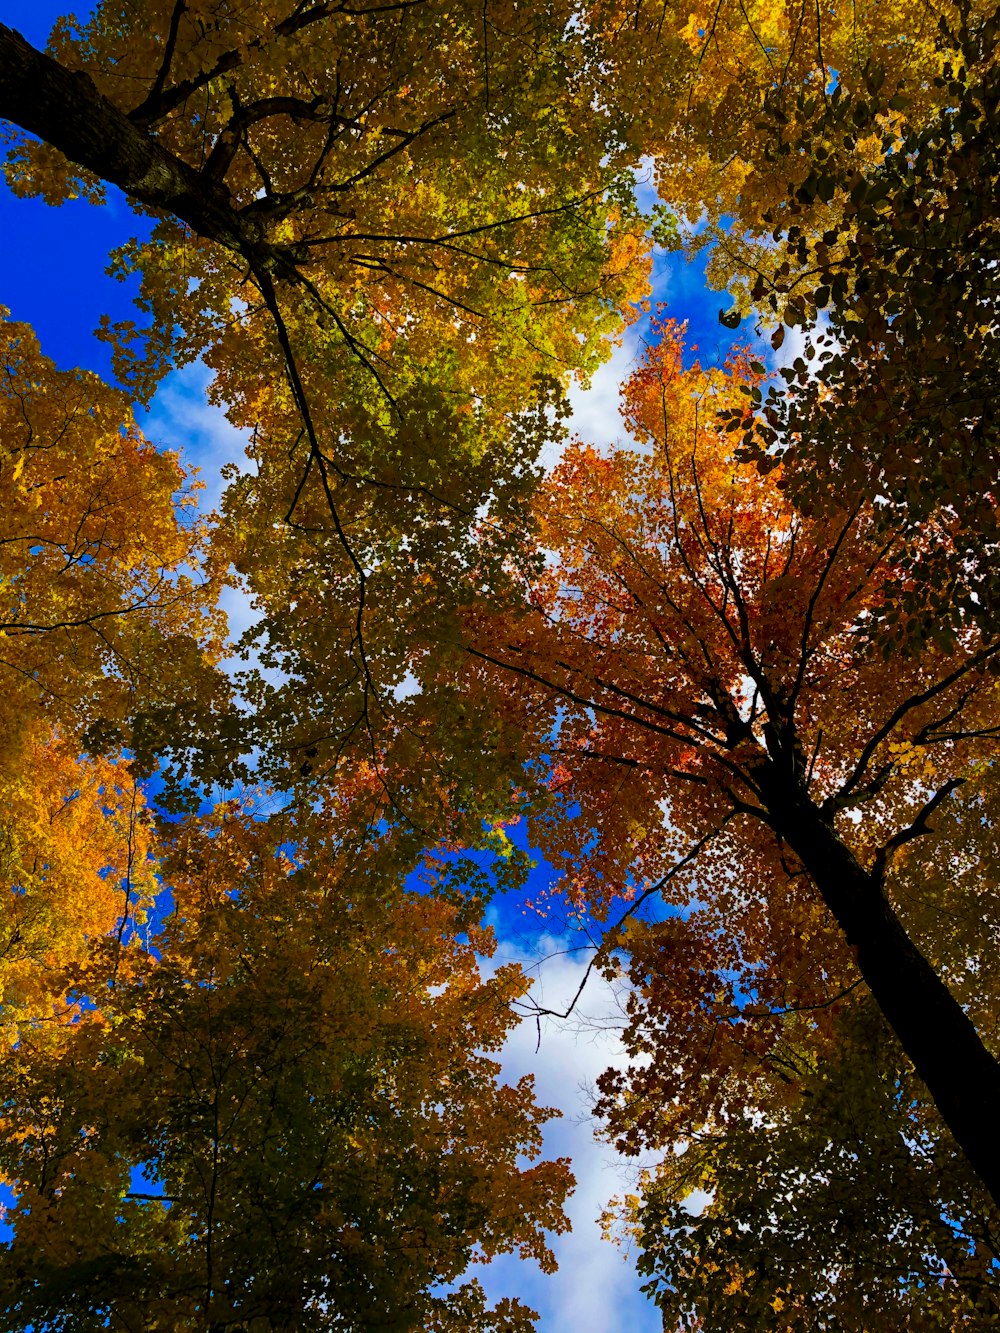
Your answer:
249;262;376;703
735;977;865;1022
128;0;431;125
870;778;966;884
518;818;735;1039
143;0;187;120
836;640;1000;802
787;501;863;714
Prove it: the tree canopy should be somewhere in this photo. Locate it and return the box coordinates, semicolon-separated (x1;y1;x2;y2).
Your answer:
0;801;569;1331
451;320;1000;1206
1;0;1000;1326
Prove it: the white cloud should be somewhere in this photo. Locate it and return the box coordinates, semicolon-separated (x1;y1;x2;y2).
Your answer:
139;363;274;682
140;361;252;513
541;329;645;471
475;939;662;1332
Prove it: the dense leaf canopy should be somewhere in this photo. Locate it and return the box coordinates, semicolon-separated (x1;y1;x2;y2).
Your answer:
1;0;1000;1327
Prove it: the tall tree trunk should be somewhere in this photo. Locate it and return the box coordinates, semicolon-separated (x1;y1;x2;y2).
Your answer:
757;761;1000;1207
0;24;271;266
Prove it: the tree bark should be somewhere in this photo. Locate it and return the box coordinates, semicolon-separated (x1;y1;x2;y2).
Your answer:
756;761;1000;1207
0;24;274;268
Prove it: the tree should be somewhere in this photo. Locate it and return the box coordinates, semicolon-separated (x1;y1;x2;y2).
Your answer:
0;0;652;790
728;3;1000;643
0;312;224;1026
450;322;1000;1215
605;992;1000;1330
0;733;157;1036
600;0;1000;303
0;1;641;411
0;795;571;1331
0;313;221;735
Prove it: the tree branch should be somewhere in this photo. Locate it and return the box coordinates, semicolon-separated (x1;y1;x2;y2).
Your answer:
870;778;966;885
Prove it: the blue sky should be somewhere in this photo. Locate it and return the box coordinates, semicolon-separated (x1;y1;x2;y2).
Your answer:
0;7;759;1327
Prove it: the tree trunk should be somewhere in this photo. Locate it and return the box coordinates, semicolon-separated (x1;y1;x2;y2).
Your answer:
0;24;269;266
757;761;1000;1207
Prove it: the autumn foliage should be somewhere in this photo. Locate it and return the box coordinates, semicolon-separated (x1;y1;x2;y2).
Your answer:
455;319;1000;1312
1;0;1000;1326
0;802;570;1331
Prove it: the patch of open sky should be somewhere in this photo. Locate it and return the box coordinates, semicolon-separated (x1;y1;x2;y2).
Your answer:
400;799;684;1329
125;1162;173;1206
140;360;253;515
2;1;63;45
0;1182;13;1246
653;241;756;358
0;175;151;383
564;227;760;465
412;812;687;1291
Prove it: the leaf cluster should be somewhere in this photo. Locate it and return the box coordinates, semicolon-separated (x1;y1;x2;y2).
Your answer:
726;4;1000;641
